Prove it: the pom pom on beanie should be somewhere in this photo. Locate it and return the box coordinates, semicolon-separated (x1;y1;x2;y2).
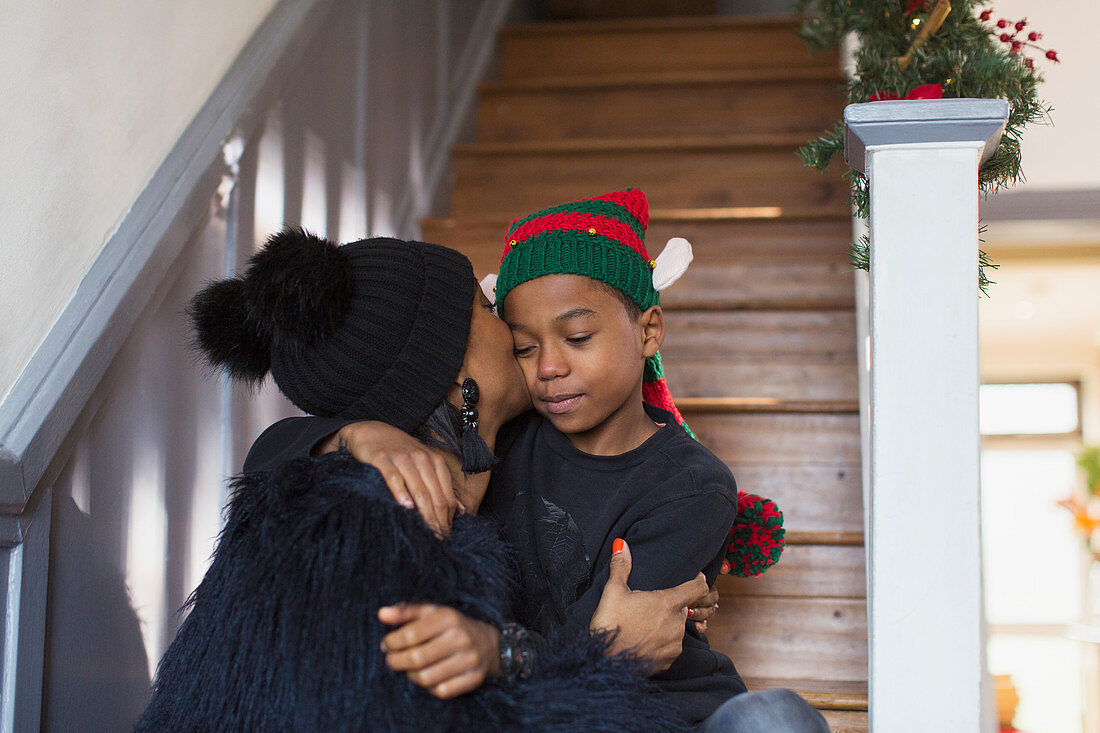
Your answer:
188;227;353;384
188;277;272;383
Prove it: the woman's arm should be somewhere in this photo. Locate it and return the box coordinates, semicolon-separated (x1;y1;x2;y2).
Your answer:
324;421;461;535
589;539;715;672
243;415;354;472
245;417;461;536
562;491;737;651
378;604;501;699
379;540;718;695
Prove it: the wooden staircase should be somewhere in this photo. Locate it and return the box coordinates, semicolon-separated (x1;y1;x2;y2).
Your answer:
423;14;867;731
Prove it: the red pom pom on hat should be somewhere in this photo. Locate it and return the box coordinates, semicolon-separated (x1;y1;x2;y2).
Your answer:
724;492;786;577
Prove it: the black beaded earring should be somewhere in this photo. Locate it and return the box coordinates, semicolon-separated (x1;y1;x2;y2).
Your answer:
459;378;500;473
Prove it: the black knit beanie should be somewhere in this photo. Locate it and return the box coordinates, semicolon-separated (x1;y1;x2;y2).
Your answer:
189;227;476;434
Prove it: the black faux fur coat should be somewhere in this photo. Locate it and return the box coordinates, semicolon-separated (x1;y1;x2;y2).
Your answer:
134;451;686;732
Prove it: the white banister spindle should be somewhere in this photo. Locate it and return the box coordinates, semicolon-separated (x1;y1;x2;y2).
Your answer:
844;99;1009;732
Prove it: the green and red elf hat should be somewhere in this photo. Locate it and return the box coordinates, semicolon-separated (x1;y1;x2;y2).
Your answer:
481;189;785;577
482;188;695;434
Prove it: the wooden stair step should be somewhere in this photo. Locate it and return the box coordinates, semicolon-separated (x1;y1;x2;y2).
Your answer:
742;677;868;711
819;709;869;733
499;16;831;80
674;398;858;414
725;544;866;599
538;1;725;22
477;69;845;140
667;402;865;535
658;404;864;533
450;136;848;216
731;462;864;536
422;208;854;259
685;411;862;464
706;595;868;682
421;211;856;306
742;678;869;732
660;257;855;311
670;363;858;402
635;208;853;259
784;531;863;546
662;310;856;361
662;311;858;401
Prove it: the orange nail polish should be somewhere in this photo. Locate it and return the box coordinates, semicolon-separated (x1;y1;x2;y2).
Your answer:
686;608;695;618
612;538;624;555
721;560;730;575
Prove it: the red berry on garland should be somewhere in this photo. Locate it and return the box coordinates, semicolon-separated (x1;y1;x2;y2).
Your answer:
724;492;786;578
980;9;993;21
1000;33;1011;42
1011;41;1023;55
1025;58;1035;68
1027;31;1041;41
1046;49;1060;62
1015;19;1027;32
996;18;1009;28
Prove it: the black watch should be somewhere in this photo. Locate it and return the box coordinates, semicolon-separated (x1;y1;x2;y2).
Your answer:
498;622;534;685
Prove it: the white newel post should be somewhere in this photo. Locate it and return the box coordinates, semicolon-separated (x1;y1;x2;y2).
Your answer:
844;99;1009;732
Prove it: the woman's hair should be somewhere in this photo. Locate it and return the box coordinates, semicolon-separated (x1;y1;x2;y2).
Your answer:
411;395;501;475
410;400;465;459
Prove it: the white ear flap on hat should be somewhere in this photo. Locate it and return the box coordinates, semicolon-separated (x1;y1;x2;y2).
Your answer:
480;273;498;306
652;237;693;292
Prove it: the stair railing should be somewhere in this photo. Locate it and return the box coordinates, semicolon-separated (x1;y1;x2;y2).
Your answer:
844;98;1009;732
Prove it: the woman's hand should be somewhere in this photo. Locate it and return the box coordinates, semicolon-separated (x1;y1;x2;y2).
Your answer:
588;539;712;673
378;604;501;699
690;583;720;634
317;421;460;535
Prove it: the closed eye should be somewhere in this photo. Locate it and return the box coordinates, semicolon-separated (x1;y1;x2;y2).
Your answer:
513;345;534;357
566;334;592;345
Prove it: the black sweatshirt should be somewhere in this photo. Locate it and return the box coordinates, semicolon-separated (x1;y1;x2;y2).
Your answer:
243;405;746;723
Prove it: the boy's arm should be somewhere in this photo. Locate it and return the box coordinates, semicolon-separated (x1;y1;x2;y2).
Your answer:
563;489;737;633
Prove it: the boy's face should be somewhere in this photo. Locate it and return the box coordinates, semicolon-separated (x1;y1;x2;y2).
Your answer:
505;274;662;445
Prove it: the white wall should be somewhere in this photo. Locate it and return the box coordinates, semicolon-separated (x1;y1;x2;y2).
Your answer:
987;0;1100;191
0;0;279;405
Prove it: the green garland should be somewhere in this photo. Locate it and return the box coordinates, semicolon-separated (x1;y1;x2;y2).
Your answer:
795;0;1052;292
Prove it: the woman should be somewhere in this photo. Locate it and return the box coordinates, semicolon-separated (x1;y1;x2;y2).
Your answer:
135;229;706;731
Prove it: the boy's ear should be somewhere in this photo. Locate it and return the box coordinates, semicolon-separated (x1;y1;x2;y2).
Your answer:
638;305;664;358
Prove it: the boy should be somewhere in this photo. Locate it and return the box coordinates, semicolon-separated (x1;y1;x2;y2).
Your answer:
477;189;746;722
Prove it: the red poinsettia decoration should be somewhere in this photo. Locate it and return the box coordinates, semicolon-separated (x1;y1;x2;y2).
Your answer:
869;82;943;101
